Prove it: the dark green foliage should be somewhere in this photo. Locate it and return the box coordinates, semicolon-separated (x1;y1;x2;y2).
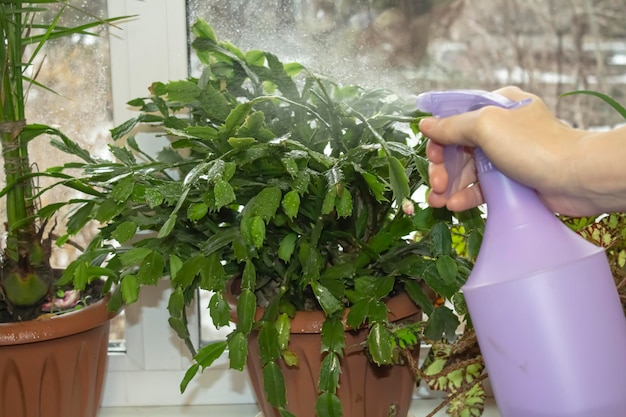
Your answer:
51;18;479;416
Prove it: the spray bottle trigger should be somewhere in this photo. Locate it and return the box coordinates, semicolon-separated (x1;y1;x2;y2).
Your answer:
444;145;465;198
415;90;531;201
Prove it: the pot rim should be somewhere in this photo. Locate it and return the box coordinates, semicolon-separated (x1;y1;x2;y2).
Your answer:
0;293;116;346
225;278;420;334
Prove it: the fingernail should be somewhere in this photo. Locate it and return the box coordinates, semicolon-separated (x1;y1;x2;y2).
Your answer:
418;117;435;132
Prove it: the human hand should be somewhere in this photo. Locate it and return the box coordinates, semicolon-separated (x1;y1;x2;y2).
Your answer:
419;86;595;216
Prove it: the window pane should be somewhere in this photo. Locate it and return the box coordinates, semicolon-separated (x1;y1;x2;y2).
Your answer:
188;0;626;127
26;0;114;224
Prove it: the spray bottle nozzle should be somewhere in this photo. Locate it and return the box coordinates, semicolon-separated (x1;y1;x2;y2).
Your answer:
416;89;531;197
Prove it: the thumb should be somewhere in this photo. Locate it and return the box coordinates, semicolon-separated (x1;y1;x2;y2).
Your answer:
418;114;479;148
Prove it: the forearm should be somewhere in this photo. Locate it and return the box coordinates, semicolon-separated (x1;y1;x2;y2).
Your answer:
572;125;626;214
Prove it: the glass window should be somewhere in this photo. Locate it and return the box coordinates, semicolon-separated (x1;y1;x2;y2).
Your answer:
188;0;626;127
24;1;113;265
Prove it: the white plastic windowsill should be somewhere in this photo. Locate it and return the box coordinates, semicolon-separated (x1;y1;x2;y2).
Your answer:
98;398;501;417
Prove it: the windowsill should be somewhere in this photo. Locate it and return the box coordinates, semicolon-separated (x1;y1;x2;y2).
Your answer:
98;398;501;416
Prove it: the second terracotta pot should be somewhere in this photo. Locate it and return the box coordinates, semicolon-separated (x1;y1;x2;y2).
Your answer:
228;281;420;417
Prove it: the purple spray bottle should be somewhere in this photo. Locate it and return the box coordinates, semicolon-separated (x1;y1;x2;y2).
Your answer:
416;90;626;417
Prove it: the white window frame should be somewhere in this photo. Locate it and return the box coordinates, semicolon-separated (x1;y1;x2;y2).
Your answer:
101;0;253;406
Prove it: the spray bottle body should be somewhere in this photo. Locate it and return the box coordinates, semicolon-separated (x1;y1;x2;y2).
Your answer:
463;150;626;417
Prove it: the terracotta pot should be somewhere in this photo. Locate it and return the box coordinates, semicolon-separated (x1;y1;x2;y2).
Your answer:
227;281;420;417
0;294;116;417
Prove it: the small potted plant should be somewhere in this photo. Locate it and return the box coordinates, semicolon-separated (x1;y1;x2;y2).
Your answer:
0;3;128;417
57;19;475;417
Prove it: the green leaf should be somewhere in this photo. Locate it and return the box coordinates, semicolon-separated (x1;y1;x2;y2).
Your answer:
191;18;217;42
221;102;253;136
168;288;185;318
321;187;337;215
404;280;434;316
180;364;199;393
145;188;165;208
311;281;344;317
275;313;291;351
165;80;200;103
214;179;236;208
393;326;420;350
452;292;470;320
278;233;297;262
372;275;395;299
284;62;304;77
197;83;231;121
423;263;458;300
158;213;177;238
281;350;299;367
436;255;459;286
173;254;207;289
430;222;453;257
415;155;430;187
95;198;122;223
111;175;135;202
170;255;183;280
120;274;139;304
467;229;483;260
263;361;286;408
335;188;353;218
228;136;257;148
237;289;257;334
111;221;137;243
321;318;345;355
187;202;209;221
247;186;282;221
228;331;248;371
425;306;460;341
66;202;95;235
388;156;410;204
168;317;190;340
137;250;165;285
248;216;266;248
259;323;281;365
108;287;124;312
209;292;231;327
413;206;435;231
346;300;369;329
281;157;299;177
119;247;151;266
447;382;486;417
241;260;256;290
367;322;393;365
281;189;300;219
318;352;341;393
361;171;388;202
315;392;343;417
367;300;388;324
194;340;228;368
562;90;626;120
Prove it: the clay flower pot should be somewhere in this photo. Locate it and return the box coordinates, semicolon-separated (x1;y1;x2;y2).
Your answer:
227;280;420;417
0;294;116;417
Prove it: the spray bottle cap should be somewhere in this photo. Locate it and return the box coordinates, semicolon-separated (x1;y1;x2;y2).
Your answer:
415;89;531;197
